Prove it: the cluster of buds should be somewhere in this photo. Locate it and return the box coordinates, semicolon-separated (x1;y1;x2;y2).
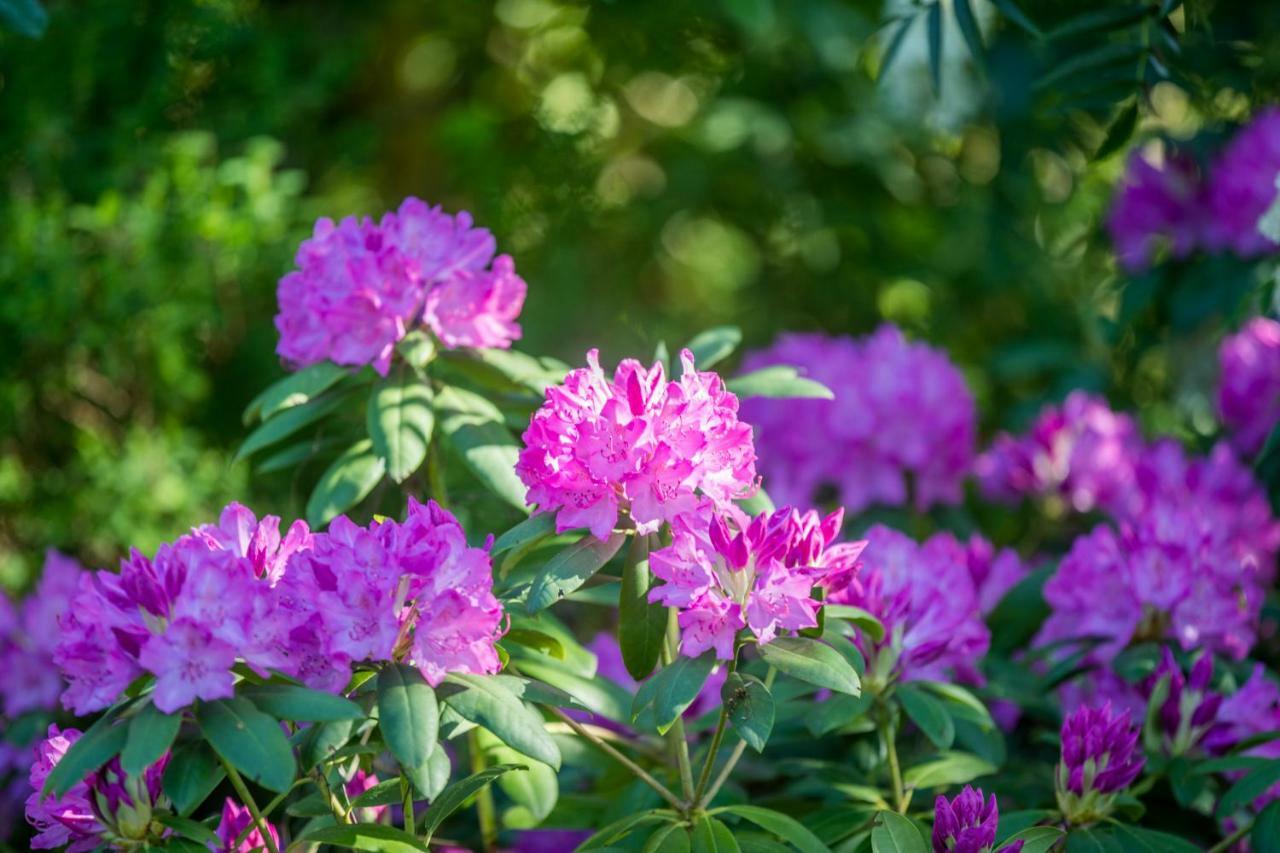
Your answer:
931;786;1024;853
1055;703;1145;825
1142;649;1222;757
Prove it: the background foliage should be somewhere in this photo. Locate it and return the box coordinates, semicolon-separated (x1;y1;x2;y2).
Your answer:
3;0;1280;587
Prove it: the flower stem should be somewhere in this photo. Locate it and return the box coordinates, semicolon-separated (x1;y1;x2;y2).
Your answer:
217;756;280;853
400;775;416;834
468;729;499;852
693;651;738;807
702;666;776;805
662;608;696;805
878;704;907;813
1208;820;1252;853
548;706;685;810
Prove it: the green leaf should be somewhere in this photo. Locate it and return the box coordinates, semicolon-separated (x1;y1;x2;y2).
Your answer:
492;513;558;557
727;366;834;400
877;15;915;81
580;809;679;850
397;330;437;370
1075;825;1199;852
162;740;225;816
871;811;928;853
954;0;984;63
736;486;775;515
404;745;452;801
645;825;692;853
917;681;995;732
0;0;48;38
897;684;954;751
806;692;873;737
1217;758;1280;819
1005;826;1065;853
1045;5;1151;41
1254;799;1280;853
434;384;527;510
503;628;566;660
367;364;435;483
721;673;775;753
196;697;298;792
306;439;386;526
1094;100;1140;161
440;674;561;769
153;812;223;846
517;658;632;723
121;703;182;776
903;752;995;790
758;637;861;696
420;764;528;841
653;653;717;734
926;1;943;96
693;815;742;853
993;811;1055;844
243;362;349;425
42;709;127;797
236;392;348;462
619;535;666;680
525;531;627;613
243;684;364;722
823;604;886;644
440;347;567;395
987;564;1053;655
377;663;439;770
686;326;743;370
351;777;405;809
485;737;558;823
299;719;356;770
713;805;826;853
990;0;1042;37
296;823;429;852
1034;42;1145;92
255;436;345;475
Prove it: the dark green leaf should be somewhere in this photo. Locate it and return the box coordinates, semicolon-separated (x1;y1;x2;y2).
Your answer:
503;628;566;660
1254;799;1280;853
43;709;127;797
721;673;774;753
1045;5;1151;41
580;809;679;850
153;813;222;846
824;605;886;643
1034;42;1145;92
299;719;356;770
525;531;627;613
645;825;692;853
877;16;915;82
759;637;861;696
404;745;452;801
351;777;405;809
897;684;955;751
870;810;928;853
305;439;386;526
994;811;1055;844
296;823;428;852
419;764;527;840
926;1;943;96
255;436;344;475
196;697;298;792
653;653;717;734
440;673;561;769
714;805;825;853
435;384;527;510
367;363;434;483
990;0;1042;37
693;815;742;853
917;681;995;731
619;535;666;681
1094;101;1140;161
0;0;48;38
954;0;984;63
162;740;225;816
1217;758;1280;819
377;663;439;770
1005;826;1065;853
121;703;181;776
236;392;347;462
727;366;834;400
492;513;557;557
903;752;995;789
988;564;1053;655
243;684;364;722
686;326;743;370
807;692;873;737
243;362;349;425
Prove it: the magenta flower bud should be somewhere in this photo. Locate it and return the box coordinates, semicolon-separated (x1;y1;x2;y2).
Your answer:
931;786;1024;853
87;753;168;842
1142;649;1222;756
1056;703;1145;824
214;797;281;853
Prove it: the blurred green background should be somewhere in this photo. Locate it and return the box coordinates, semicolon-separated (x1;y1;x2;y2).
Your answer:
2;0;1278;586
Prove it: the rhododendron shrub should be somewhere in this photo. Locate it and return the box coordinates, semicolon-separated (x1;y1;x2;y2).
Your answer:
10;191;1280;853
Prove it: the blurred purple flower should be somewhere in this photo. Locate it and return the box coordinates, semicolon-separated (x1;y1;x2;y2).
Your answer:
1217;317;1280;457
1107;148;1203;272
1205;108;1280;257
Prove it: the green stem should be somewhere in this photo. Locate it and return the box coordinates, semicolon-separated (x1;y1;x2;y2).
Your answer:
548;706;685;810
232;780;306;848
702;666;776;805
468;729;498;852
662;608;696;805
693;651;739;806
401;775;416;834
313;770;349;825
1208;821;1252;853
878;705;907;813
217;757;280;853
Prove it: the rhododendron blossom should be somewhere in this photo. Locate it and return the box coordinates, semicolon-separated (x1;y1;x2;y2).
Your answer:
1106;149;1202;272
214;798;281;853
932;786;1024;853
275;197;525;375
1057;703;1145;822
1217;317;1280;457
517;349;756;540
1205;107;1280;257
648;505;866;659
741;327;975;513
824;525;989;685
0;551;83;718
1143;648;1222;757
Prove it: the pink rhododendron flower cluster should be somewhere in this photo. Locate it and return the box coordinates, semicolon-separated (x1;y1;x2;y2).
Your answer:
275;197;526;375
823;525;992;684
932;786;1024;853
0;551;84;718
975;391;1143;513
1037;505;1263;667
1106;150;1203;273
740;327;976;513
275;496;504;690
1204;107;1280;257
516;349;757;540
1217;317;1280;456
53;498;503;714
25;725;167;852
648;505;866;659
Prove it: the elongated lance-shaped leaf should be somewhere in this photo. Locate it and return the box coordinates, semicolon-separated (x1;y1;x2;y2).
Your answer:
440;673;560;769
367;362;435;483
43;707;128;797
121;703;181;776
721;673;775;753
196;697;297;792
619;534;666;680
758;637;861;696
377;663;439;770
419;764;528;841
434;383;527;510
526;530;627;613
306;439;386;527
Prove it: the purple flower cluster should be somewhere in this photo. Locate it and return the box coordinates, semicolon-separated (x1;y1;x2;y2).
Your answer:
517;349;757;541
1056;704;1145;823
1143;649;1223;757
276;197;525;375
740;327;976;514
648;505;866;659
54;498;503;714
824;525;996;685
932;786;1024;853
1107;109;1280;270
1217;317;1280;457
25;725;167;851
976;391;1143;514
0;551;84;719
